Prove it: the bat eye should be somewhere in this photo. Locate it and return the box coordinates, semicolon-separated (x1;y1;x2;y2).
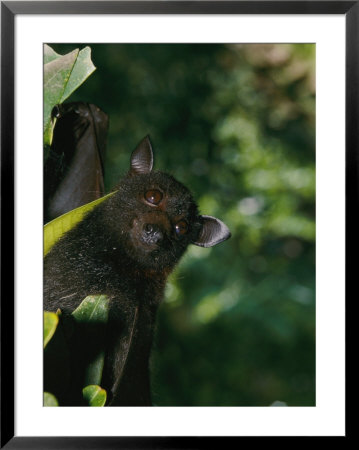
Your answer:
145;189;163;205
175;220;189;236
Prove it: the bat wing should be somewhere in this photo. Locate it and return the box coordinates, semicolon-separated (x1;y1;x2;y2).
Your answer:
44;102;109;223
102;303;154;406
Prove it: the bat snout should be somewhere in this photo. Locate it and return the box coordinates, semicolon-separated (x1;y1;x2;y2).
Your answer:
131;211;171;251
142;223;164;245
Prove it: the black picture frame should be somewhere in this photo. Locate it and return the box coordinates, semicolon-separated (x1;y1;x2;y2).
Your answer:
1;1;353;447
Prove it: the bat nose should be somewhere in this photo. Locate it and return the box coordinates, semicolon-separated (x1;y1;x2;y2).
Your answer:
143;223;163;244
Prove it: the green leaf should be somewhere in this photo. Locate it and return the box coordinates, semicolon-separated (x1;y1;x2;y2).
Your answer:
72;295;110;386
44;48;78;146
43;44;62;64
72;295;110;324
82;385;107;406
44;392;59;406
43;311;59;348
61;47;95;101
44;191;116;256
43;45;96;147
84;351;107;387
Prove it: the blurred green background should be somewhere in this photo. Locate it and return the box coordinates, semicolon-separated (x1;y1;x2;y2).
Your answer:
51;43;315;406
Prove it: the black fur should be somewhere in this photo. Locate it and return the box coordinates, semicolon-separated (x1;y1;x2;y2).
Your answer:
44;136;231;406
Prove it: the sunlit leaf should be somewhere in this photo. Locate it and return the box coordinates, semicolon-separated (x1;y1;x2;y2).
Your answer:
82;385;107;406
44;48;78;146
61;47;96;101
43;311;59;348
44;392;59;406
44;46;96;147
43;44;61;64
44;191;116;256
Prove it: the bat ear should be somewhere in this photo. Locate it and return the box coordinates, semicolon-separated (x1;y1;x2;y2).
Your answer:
130;135;154;175
193;215;231;248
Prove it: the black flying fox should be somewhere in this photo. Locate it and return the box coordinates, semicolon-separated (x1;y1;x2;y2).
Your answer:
44;136;231;406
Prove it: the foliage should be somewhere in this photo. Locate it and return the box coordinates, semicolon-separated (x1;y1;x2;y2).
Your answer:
82;385;107;407
43;311;59;348
43;296;109;406
43;392;58;407
43;45;96;153
44;191;115;256
50;43;315;406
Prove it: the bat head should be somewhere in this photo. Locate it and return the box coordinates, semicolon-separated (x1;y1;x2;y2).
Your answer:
105;136;231;271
